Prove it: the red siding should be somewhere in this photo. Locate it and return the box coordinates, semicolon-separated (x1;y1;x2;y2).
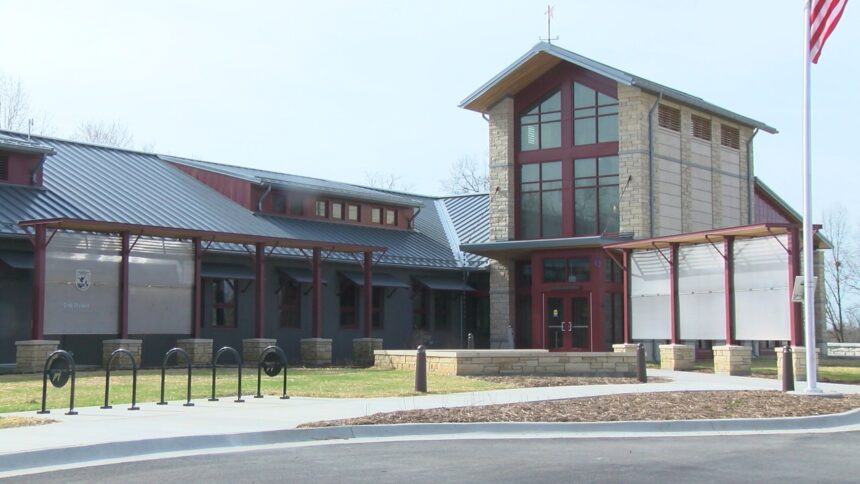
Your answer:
170;163;255;209
754;190;794;225
0;150;44;186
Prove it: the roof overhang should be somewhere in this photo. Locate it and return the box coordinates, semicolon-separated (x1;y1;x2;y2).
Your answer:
461;235;629;259
340;271;410;289
604;223;830;251
0;132;55;155
16;218;384;253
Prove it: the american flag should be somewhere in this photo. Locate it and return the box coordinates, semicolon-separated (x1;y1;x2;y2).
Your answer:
810;0;848;64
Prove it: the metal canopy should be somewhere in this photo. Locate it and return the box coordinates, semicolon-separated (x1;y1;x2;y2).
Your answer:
278;267;328;285
414;276;475;292
461;235;627;259
17;218;383;253
201;263;256;281
340;271;409;289
605;224;794;251
0;250;34;270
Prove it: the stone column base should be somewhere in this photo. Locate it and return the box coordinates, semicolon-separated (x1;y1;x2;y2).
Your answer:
352;338;383;367
612;343;639;354
177;338;214;367
713;345;751;376
776;346;819;382
242;338;277;366
15;340;60;373
301;338;332;367
102;339;143;369
658;344;695;371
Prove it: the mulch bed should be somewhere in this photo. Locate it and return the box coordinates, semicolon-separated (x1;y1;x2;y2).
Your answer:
466;375;668;387
300;391;860;428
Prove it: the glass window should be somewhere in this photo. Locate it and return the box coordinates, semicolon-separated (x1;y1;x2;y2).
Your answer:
413;286;428;330
315;200;328;217
517;262;532;288
372;288;384;329
603;257;624;284
573;156;620;235
371;208;382;224
434;292;449;329
339;281;357;328
289;195;303;216
331;202;343;219
543;258;566;283
279;282;301;328
568;257;591;282
519;161;563;239
208;279;236;328
520;90;562;151
385;208;397;225
347;204;360;221
573;82;618;146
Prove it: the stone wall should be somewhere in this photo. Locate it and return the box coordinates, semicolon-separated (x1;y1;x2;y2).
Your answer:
374;349;638;377
826;343;860;358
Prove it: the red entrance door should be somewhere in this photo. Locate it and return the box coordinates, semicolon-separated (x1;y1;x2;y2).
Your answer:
544;293;591;351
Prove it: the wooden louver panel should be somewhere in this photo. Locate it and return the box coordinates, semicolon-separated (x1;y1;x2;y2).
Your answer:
721;124;740;149
691;115;712;141
658;105;681;132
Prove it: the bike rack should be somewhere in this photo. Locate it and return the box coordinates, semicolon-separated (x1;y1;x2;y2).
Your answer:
158;347;194;407
101;348;140;410
256;345;289;400
38;350;77;415
209;346;244;403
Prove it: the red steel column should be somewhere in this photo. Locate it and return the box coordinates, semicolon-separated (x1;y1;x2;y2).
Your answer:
669;243;679;344
119;231;130;339
723;237;735;346
192;238;202;338
311;248;322;338
363;251;373;338
255;242;265;338
623;249;631;344
31;225;47;340
788;227;803;346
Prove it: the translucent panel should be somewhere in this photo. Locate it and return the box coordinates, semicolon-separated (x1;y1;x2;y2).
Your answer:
130;238;194;335
543;259;566;282
598;114;619;143
542;161;562;180
734;235;791;340
573;83;595;108
541;191;563;238
540;122;561;149
630;249;671;339
598;156;619;176
678;244;725;340
574;158;597;178
598;185;619;234
574;188;597;235
541;91;562;112
521;125;539;151
597;92;617;105
520;193;540;238
568;257;590;282
521;164;540;183
45;231;121;335
574;118;596;145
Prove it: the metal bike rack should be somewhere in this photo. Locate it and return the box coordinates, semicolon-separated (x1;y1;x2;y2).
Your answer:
158;347;194;407
101;348;140;410
37;350;77;415
210;346;244;403
256;345;289;400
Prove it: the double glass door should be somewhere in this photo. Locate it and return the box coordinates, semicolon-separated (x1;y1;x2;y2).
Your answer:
545;293;590;351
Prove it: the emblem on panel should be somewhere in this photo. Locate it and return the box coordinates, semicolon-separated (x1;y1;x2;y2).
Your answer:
75;269;91;291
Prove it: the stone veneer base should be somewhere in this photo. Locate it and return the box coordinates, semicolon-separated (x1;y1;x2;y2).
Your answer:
301;338;332;367
352;338;383;367
177;338;214;367
242;338;277;366
15;340;60;373
658;344;695;371
102;339;143;370
712;345;751;376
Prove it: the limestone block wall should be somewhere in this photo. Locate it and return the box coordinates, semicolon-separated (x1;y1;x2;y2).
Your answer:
826;343;860;358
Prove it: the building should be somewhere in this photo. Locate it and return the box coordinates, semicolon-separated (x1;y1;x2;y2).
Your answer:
0;42;825;371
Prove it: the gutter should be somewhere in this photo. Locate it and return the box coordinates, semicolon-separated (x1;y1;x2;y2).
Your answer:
647;92;663;238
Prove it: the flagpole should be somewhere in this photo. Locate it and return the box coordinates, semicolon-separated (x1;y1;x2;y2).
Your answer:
802;0;820;394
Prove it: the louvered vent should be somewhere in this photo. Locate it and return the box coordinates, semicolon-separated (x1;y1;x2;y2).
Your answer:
0;156;8;181
657;105;680;131
691;115;712;141
721;124;740;149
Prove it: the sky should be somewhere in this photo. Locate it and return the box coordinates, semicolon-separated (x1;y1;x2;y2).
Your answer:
0;0;856;223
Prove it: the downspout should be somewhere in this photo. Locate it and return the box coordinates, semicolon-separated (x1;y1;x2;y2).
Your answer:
31;154;48;185
256;184;272;212
647;92;663;238
406;207;422;229
745;128;759;224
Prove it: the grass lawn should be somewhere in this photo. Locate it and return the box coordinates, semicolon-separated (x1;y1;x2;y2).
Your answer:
692;357;860;384
0;367;513;414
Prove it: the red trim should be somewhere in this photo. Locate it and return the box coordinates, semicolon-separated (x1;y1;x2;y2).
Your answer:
31;225;46;340
669;243;679;344
363;251;373;338
119;231;130;339
789;227;803;345
724;237;735;345
311;248;322;338
255;242;265;338
192;238;202;338
623;249;631;344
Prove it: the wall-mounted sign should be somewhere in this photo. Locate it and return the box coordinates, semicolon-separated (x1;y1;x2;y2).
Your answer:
75;269;91;291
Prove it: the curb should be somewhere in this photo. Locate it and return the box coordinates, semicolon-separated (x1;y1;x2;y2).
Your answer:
1;408;859;474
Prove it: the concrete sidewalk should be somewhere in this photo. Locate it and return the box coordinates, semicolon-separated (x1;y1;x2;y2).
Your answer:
1;370;858;476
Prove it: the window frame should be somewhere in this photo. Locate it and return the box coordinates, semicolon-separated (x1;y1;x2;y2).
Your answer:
384;208;397;226
347;204;360;222
331;201;344;220
207;278;238;328
339;280;358;329
519;89;562;151
370;207;382;224
315;200;328;218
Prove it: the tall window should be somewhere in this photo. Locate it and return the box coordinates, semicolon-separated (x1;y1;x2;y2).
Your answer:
339;282;357;328
315;200;328;217
279;283;301;328
208;279;237;328
347;204;360;221
573;83;618;145
519;161;563;238
371;207;382;224
573;156;619;235
331;202;344;219
372;288;384;329
385;208;397;226
520;90;561;151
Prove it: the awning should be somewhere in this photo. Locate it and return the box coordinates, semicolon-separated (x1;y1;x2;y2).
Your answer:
461;235;628;259
340;271;410;289
604;223;799;250
201;263;256;280
277;267;328;285
0;250;33;270
414;276;475;292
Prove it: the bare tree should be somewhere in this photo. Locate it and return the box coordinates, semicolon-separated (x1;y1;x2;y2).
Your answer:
823;206;859;342
364;171;413;191
439;155;489;195
0;72;54;135
74;120;134;148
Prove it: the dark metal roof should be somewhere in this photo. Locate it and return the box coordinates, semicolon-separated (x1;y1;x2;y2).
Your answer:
340;271;410;289
0;184;90;236
414;276;475;292
0;250;33;269
160;155;423;208
442;193;489;266
460;42;778;134
200;262;256;280
277;267;328;285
